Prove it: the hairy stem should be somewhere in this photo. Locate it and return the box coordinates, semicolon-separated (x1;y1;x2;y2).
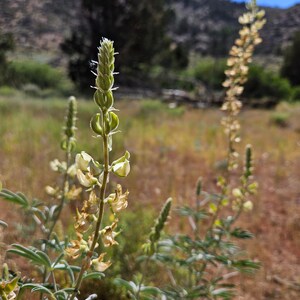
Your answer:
69;131;109;300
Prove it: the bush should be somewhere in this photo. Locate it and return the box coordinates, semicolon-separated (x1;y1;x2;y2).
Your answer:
187;57;227;90
138;100;185;118
291;86;300;101
244;65;292;101
270;112;290;127
186;58;292;103
0;86;17;96
7;60;73;95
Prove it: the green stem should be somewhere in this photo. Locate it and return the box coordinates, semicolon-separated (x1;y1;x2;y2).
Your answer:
136;256;150;300
48;150;71;240
69;132;109;300
40;149;71;300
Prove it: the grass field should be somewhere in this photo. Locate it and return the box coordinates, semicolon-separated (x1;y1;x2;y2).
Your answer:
0;94;299;299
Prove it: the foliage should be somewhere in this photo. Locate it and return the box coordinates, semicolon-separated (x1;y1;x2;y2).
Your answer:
281;31;300;86
61;0;188;91
113;1;264;299
185;57;291;102
244;64;292;101
0;30;15;86
291;86;300;102
138;100;185;119
0;1;269;299
6;60;73;96
0;97;83;299
270;112;290;128
186;57;227;90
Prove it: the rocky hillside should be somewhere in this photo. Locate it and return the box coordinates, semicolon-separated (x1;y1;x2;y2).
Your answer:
171;0;300;55
1;0;300;58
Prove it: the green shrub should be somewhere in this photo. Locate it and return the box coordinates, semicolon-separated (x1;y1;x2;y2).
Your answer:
270;112;290;127
7;60;73;95
244;65;292;101
187;57;227;90
291;86;300;101
186;58;291;103
138;100;185;118
0;86;17;96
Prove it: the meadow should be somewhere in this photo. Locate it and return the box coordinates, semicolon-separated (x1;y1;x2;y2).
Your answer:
0;92;299;299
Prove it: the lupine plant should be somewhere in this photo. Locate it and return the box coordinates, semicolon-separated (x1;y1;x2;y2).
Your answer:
65;38;131;300
115;1;265;299
0;39;131;300
0;1;265;299
154;1;265;299
0;96;82;299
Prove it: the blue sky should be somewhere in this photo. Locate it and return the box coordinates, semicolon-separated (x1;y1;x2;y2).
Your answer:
232;0;300;8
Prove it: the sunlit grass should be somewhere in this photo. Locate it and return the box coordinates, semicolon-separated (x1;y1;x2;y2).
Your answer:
0;95;299;299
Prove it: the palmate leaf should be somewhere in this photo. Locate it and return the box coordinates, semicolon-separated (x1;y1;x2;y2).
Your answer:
7;244;52;268
114;278;138;294
176;206;208;221
0;189;29;207
54;288;75;299
53;261;80;284
19;283;55;299
232;259;261;274
211;287;235;299
82;271;105;280
230;228;254;239
0;220;8;228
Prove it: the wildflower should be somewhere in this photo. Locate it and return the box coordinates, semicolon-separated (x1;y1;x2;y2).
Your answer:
111;151;130;177
107;184;129;213
221;4;265;170
101;220;119;247
50;159;66;172
45;185;58;196
91;253;112;272
76;169;98;188
75;152;93;172
66;234;89;259
65;185;82;201
67;164;77;177
243;200;253;212
74;209;92;233
82;190;99;214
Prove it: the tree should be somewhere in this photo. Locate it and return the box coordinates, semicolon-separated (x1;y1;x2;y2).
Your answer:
281;31;300;86
62;0;188;92
0;31;14;85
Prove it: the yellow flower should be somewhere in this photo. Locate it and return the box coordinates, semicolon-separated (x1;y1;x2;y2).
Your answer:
91;253;112;272
101;220;119;247
65;234;89;259
76;169;98;188
74;209;92;233
65;185;82;201
50;159;67;172
107;184;129;213
75;152;93;172
45;185;58;196
82;190;99;214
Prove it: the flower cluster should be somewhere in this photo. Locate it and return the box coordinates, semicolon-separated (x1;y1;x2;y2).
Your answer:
66;39;130;298
221;0;266;170
45;98;81;202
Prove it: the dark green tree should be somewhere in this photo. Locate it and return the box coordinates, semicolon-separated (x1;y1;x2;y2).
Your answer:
281;31;300;86
0;31;14;85
62;0;188;91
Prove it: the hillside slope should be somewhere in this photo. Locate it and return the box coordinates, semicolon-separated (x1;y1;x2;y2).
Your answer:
1;0;300;58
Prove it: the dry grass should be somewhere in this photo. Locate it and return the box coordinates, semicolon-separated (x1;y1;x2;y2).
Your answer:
0;96;299;299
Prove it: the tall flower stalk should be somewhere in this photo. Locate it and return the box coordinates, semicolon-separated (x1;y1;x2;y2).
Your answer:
47;96;78;240
67;38;130;300
208;0;266;227
221;0;266;171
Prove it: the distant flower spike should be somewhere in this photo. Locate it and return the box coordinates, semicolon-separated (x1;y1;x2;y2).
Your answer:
221;0;266;170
